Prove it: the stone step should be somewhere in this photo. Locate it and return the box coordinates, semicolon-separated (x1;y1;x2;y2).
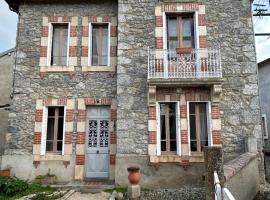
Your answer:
51;183;115;193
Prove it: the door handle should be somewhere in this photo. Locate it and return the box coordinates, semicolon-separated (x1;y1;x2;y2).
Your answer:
96;150;99;154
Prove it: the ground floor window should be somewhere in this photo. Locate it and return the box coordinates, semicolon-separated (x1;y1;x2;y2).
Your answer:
189;102;209;152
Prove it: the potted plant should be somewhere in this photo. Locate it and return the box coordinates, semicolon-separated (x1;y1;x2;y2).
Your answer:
127;167;141;184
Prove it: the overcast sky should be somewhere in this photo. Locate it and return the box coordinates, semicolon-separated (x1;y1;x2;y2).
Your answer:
0;0;269;62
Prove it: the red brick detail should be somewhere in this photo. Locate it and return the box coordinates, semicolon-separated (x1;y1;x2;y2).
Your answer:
156;37;163;49
149;106;156;120
161;4;177;12
63;161;70;168
40;72;47;79
82;26;89;37
42;26;48;37
69;46;77;57
40;46;47;57
198;14;206;26
70;26;77;37
35;110;43;122
48;16;58;22
65;110;73;122
212;106;220;119
77;132;86;144
43;98;52;106
170;94;179;101
110;26;117;37
63;16;71;22
156;16;163;27
110;131;117;144
180;105;187;118
65;132;72;144
181;130;188;144
33;161;40;168
111;109;117;120
84;98;112;106
76;155;85;165
78;110;86;121
57;98;67;105
110;46;117;57
148;131;156;144
102;16;111;22
185;88;211;101
212;130;221;145
182;3;199;11
34;132;41;144
82;46;88;57
199;36;207;48
156;94;165;101
110;154;116;165
88;16;97;22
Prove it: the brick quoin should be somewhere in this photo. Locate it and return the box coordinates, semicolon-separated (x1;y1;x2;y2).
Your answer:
212;130;221;144
212;106;220;119
180;105;187;118
102;16;111;22
110;26;117;37
69;46;77;57
81;46;88;57
183;3;199;11
65;132;72;144
199;36;207;48
110;131;117;144
88;16;97;22
156;37;163;49
156;16;163;27
110;155;116;165
111;109;117;120
48;16;58;22
42;26;48;37
161;4;177;12
76;155;85;165
77;132;86;144
149;106;156;120
62;16;71;22
148;131;156;144
198;14;206;26
40;46;47;57
70;26;77;37
78;110;86;121
65;110;73;122
181;130;188;144
82;26;89;37
34;132;41;144
35;110;43;122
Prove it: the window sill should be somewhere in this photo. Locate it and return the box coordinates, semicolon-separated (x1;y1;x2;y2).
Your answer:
149;155;204;163
38;154;71;161
40;66;75;72
82;65;116;72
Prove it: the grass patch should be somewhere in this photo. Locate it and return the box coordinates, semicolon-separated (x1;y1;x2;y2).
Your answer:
103;187;127;193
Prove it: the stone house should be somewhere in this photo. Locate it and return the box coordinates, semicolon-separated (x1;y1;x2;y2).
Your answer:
0;48;15;166
2;0;264;188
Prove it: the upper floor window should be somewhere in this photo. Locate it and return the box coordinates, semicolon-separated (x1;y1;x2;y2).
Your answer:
91;24;109;66
167;14;195;51
50;24;69;66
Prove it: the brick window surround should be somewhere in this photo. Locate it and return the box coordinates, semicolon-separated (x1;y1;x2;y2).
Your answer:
81;16;117;72
39;16;78;75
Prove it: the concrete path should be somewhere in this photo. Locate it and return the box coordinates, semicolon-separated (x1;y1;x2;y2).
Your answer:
66;191;111;200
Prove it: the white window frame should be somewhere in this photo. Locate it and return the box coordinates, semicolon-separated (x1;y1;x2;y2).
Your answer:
47;22;70;66
187;101;212;156
88;22;111;67
40;106;66;155
262;114;269;139
156;101;181;156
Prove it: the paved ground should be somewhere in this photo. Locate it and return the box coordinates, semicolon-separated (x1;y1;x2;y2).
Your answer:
66;191;111;200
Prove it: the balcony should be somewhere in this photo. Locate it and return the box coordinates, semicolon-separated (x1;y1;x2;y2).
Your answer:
147;48;222;85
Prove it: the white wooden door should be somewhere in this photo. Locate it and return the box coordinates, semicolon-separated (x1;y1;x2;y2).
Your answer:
85;107;110;178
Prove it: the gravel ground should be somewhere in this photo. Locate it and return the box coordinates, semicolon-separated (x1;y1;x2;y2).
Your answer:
254;183;270;200
67;191;111;200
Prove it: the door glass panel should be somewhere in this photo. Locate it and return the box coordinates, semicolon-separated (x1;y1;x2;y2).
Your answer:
88;120;98;147
169;104;176;151
199;103;208;151
182;17;192;48
167;17;178;50
99;120;109;147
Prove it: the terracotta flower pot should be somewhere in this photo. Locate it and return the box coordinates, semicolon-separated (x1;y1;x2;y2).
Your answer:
0;169;11;177
127;167;141;185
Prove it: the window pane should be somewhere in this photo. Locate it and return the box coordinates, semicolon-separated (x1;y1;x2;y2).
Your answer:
169;104;176;151
92;24;108;66
46;141;53;151
199;103;208;151
182;17;194;48
48;107;55;117
51;24;68;66
57;117;64;140
57;141;62;151
189;114;197;151
47;118;55;140
167;18;178;50
190;103;195;114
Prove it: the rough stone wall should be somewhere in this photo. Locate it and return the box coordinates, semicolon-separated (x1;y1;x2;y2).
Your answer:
0;51;14;163
5;0;117;155
202;0;262;161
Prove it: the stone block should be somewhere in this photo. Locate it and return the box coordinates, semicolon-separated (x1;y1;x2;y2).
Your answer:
246;136;257;153
128;184;141;199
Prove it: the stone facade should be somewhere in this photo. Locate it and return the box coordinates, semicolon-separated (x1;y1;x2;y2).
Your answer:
2;0;263;188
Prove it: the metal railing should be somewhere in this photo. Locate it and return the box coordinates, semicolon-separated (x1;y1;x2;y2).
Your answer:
214;171;235;200
148;48;222;79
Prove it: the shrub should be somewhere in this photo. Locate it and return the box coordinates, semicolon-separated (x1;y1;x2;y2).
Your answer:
0;177;29;196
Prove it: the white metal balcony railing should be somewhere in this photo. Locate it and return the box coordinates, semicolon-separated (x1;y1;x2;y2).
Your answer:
147;48;222;80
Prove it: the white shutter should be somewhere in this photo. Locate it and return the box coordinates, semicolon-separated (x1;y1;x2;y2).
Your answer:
156;102;161;156
207;102;213;146
176;102;181;156
62;106;66;155
40;106;48;155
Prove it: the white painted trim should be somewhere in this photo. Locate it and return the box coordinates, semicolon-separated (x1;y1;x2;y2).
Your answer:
176;101;181;156
262;114;269;139
156;102;161;155
207;102;213;146
62;106;66;155
187;101;212;155
47;22;70;66
194;11;200;50
40;106;48;155
163;12;167;50
88;22;110;67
